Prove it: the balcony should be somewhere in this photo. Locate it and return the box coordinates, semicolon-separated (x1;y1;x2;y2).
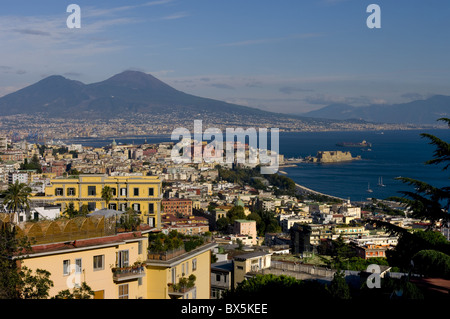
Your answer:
167;275;197;299
148;247;186;261
167;284;196;299
112;265;145;282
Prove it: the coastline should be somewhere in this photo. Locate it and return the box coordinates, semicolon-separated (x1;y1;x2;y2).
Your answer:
276;168;347;202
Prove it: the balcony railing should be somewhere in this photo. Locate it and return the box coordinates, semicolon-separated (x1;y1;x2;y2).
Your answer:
112;266;145;282
148;247;186;261
167;284;196;299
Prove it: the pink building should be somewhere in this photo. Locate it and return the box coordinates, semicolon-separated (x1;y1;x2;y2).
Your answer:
233;219;257;245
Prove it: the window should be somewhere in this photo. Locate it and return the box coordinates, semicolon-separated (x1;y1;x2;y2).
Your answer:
93;255;104;270
55;188;63;196
192;258;197;271
216;274;221;282
63;260;70;275
120;203;127;211
148;188;154;196
75;258;82;274
120;188;127;196
88;186;96;196
67;188;76;196
133;188;139;196
118;250;129;268
147;217;155;227
109;203;117;210
171;268;176;284
138;241;143;254
133;203;141;212
111;188;117;196
118;284;129;299
148;203;154;214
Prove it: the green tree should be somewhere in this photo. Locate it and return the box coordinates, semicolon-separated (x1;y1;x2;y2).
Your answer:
227;206;246;224
388;118;450;224
326;270;351;299
63;202;78;218
101;186;114;208
0;222;53;299
52;282;94;299
330;235;356;269
412;249;450;279
215;217;229;232
2;180;32;224
370;119;450;275
221;274;329;300
19;267;53;299
118;208;140;231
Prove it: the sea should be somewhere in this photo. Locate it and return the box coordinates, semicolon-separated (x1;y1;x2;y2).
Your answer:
59;129;450;202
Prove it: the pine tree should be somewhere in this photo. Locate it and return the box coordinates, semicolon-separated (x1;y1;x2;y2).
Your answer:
388;118;450;225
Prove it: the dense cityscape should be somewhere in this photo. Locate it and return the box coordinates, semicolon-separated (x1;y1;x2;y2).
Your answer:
0;113;440;142
1;1;450;314
1;127;449;305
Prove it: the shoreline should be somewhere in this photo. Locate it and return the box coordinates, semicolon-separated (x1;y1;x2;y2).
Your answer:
276;169;348;202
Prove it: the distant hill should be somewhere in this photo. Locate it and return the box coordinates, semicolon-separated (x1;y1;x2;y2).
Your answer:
0;71;296;121
301;95;450;124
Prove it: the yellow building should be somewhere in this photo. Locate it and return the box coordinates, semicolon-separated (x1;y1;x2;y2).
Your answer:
32;174;162;228
146;241;217;299
21;229;149;299
11;215;217;299
233;251;272;288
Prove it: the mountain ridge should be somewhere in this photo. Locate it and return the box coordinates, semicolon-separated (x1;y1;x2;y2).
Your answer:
0;70;289;120
301;95;450;124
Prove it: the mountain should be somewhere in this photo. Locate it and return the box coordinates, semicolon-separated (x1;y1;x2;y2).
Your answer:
0;71;288;120
301;95;450;124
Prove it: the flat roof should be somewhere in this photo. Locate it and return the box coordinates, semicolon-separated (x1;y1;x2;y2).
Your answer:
211;260;233;272
233;251;271;261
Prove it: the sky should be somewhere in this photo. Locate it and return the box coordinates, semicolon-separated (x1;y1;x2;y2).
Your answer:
0;0;449;114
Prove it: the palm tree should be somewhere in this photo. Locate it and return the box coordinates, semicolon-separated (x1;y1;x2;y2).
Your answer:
101;186;114;209
3;180;32;224
63;202;78;218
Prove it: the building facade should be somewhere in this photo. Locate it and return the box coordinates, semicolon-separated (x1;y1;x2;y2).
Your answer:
21;229;149;299
33;174;162;228
233;219;257;245
161;198;193;216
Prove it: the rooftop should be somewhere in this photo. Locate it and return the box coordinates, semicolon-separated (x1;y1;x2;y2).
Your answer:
233;251;271;261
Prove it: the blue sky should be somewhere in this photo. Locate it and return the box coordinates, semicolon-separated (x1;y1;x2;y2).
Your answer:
0;0;449;114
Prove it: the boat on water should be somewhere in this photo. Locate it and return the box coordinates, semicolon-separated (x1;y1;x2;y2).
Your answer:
336;140;372;148
367;183;373;193
377;176;386;187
